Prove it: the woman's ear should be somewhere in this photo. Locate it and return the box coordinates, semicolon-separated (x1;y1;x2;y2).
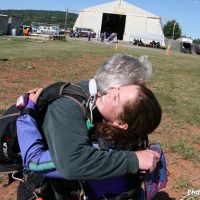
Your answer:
112;121;128;130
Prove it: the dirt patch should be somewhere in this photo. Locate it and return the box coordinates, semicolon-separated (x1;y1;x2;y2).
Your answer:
0;174;18;200
150;114;200;199
0;54;105;111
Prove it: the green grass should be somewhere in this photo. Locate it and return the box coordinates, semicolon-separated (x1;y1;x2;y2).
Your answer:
192;135;200;144
176;178;193;189
169;138;200;161
150;53;200;126
0;37;112;60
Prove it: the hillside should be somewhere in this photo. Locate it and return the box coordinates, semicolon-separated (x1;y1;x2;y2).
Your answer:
0;9;78;28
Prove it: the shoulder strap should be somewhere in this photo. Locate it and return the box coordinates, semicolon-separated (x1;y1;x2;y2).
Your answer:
62;95;88;119
36;81;89;111
60;83;89;119
61;83;89;100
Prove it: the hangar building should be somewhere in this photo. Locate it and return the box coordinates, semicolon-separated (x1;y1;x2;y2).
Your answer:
73;0;165;45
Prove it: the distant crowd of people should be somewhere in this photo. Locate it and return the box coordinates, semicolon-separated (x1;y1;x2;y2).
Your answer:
99;32;118;43
68;29;163;48
69;30;118;43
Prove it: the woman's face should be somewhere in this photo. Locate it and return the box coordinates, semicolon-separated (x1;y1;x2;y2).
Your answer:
96;85;138;123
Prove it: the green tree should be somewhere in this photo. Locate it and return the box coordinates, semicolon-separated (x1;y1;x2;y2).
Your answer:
193;39;200;44
163;20;181;40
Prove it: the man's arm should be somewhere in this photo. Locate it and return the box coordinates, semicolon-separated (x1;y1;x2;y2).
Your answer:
43;97;139;180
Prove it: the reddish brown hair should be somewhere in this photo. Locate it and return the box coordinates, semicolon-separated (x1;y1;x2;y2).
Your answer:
95;85;162;150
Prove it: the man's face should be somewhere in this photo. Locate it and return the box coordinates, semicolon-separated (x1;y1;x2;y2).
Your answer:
96;85;138;123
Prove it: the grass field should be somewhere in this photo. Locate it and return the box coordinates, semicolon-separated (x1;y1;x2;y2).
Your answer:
0;36;200;199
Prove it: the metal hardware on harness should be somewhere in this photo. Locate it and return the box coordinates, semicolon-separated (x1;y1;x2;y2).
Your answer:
12;172;42;200
78;181;89;200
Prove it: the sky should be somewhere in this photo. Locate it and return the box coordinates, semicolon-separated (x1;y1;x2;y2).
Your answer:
0;0;199;39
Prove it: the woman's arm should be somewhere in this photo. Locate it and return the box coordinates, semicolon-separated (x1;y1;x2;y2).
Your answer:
17;112;63;178
16;88;63;178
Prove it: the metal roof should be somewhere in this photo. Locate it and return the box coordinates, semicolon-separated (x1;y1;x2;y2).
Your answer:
0;14;8;17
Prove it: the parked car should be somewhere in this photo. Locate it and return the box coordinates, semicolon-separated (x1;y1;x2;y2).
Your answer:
180;42;192;54
177;38;193;54
73;27;96;38
59;29;65;35
195;45;200;55
37;26;59;35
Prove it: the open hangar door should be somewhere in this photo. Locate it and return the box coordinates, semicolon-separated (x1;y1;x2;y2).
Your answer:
101;13;126;40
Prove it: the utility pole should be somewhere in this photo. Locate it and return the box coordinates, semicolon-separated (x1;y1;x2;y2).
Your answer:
64;9;68;29
172;20;176;40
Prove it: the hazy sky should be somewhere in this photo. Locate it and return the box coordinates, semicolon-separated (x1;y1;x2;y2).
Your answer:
1;0;199;39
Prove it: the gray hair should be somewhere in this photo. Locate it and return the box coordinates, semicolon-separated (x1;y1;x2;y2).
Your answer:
94;53;152;94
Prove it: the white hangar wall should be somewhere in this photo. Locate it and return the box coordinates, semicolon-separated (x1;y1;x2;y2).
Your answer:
73;1;165;45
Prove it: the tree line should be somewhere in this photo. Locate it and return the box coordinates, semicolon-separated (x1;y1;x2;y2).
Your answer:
0;9;77;28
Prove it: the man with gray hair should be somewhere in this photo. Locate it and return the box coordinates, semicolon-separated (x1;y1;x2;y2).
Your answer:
94;53;152;94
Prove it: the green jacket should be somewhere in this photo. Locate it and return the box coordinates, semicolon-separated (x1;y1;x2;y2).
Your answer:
42;80;139;180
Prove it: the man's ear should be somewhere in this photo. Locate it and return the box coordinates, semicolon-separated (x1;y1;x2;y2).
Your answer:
112;121;128;130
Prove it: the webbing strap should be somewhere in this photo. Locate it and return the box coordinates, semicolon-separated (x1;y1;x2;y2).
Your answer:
62;95;87;119
61;83;89;119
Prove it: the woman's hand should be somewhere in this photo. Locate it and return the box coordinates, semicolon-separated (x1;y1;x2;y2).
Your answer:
28;88;43;104
135;149;160;173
